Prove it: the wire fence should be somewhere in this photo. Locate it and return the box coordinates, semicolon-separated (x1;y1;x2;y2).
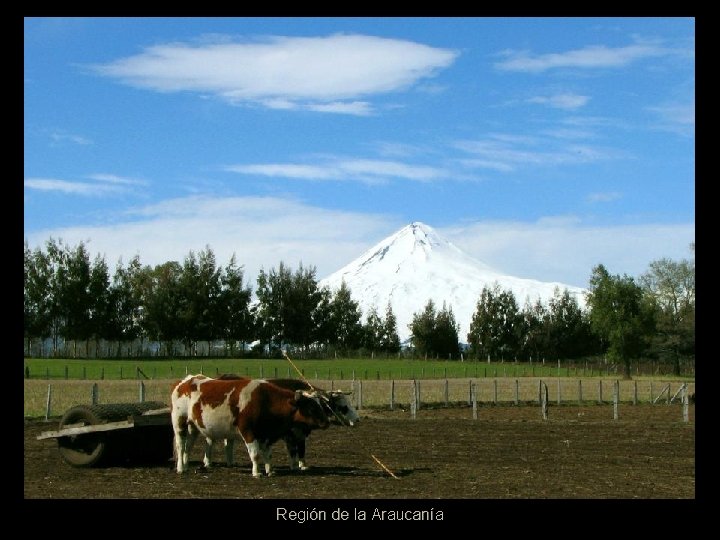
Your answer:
25;377;695;421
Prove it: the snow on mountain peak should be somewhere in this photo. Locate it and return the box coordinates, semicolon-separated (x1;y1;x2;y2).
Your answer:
319;222;587;344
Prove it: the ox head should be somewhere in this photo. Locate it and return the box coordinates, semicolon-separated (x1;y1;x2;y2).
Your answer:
293;390;331;430
320;390;360;427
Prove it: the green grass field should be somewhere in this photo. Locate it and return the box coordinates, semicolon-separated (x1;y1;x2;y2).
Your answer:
23;356;693;382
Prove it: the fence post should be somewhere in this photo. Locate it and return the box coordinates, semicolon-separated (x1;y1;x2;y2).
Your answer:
411;395;416;419
682;383;689;423
472;382;478;420
415;380;420;411
613;380;619;420
633;381;638;405
101;367;104;380
557;379;561;405
493;379;498;405
649;381;653;403
598;380;603;404
120;366;123;380
444;379;449;406
139;381;146;403
541;382;548;420
45;384;52;420
358;380;363;410
91;383;98;405
578;380;583;405
514;379;519;405
390;380;395;410
468;380;473;405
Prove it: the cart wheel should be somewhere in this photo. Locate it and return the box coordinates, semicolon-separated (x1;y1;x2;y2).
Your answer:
57;405;108;467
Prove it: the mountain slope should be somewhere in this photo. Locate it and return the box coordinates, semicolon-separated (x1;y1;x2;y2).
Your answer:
319;222;587;343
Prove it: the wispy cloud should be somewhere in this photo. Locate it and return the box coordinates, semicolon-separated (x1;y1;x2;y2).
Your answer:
90;34;458;115
49;130;92;146
455;136;617;172
225;158;448;184
87;173;146;186
527;93;590;110
25;174;143;196
495;43;670;73
586;191;622;203
647;102;695;136
24;178;124;196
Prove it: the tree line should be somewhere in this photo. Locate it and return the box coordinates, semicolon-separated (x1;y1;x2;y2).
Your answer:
24;238;694;377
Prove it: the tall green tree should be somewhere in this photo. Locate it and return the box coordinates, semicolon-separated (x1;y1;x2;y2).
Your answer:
587;264;654;378
24;242;53;355
284;263;323;351
409;299;437;358
327;280;363;352
256;262;293;353
107;256;144;356
178;247;222;355
467;284;522;361
639;246;695;375
87;254;112;357
141;261;184;356
219;254;254;356
380;302;401;354
547;288;597;360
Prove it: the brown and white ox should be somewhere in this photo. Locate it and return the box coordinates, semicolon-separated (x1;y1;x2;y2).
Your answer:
171;375;330;476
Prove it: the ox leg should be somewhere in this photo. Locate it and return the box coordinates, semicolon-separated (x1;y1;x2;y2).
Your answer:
296;438;309;471
261;442;274;476
224;438;235;467
172;414;190;474
285;435;300;471
245;440;263;477
203;437;213;469
184;425;200;470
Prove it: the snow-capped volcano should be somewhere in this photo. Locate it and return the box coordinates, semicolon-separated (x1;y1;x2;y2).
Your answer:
319;222;587;343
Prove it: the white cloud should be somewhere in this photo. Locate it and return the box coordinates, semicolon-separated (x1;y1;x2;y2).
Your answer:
49;130;92;146
527;93;590;110
647;102;695;136
91;34;458;114
24;177;124;196
455;136;617;172
87;173;146;185
587;191;622;203
495;43;670;73
24;195;399;284
24;195;695;292
226;158;447;184
442;219;695;288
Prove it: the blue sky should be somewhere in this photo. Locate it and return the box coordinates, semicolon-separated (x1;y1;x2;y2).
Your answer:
24;17;695;288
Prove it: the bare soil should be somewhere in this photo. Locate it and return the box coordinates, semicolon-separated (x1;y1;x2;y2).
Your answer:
24;404;694;500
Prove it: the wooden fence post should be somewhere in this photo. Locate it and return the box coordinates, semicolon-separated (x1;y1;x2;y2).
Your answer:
493;379;498;405
633;381;638;405
444;379;449;406
468;380;473;405
649;381;653;403
139;381;145;402
472;383;478;420
682;383;689;423
541;382;548;420
613;380;619;420
390;380;395;410
358;380;363;410
415;380;421;411
91;383;98;405
578;380;583;405
514;379;519;405
598;380;603;404
557;379;561;405
45;384;52;420
410;379;417;420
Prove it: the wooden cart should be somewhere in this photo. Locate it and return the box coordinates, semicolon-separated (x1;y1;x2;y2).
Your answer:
36;401;174;467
